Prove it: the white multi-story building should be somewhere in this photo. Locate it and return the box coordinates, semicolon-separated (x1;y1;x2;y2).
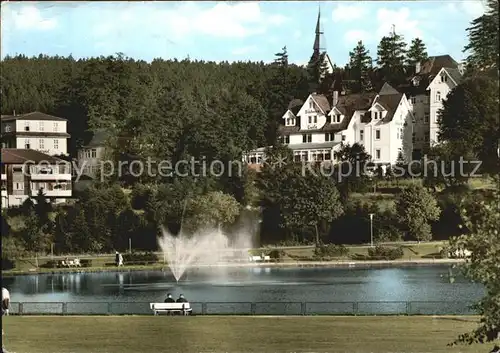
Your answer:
1;148;72;208
401;55;463;158
1;111;70;156
244;83;414;168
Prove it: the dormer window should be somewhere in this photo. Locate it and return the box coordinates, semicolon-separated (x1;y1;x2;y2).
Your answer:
410;96;416;105
373;111;381;120
335;114;341;123
286;117;295;126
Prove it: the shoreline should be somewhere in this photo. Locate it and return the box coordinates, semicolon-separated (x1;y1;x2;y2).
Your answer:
1;258;464;277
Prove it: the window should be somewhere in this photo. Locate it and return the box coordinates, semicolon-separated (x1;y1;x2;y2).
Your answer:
85;149;91;158
24;139;30;149
308;116;312;124
39;122;44;131
375;149;381;160
342;135;346;141
400;128;403;139
302;134;312;143
412;132;416;143
309;101;314;109
39;139;44;149
24;122;30;131
375;129;381;140
360;130;364;141
440;74;447;83
283;135;290;144
336;114;341;123
54;123;59;132
14;182;23;190
54;139;59;149
373;112;378;120
325;133;334;142
410;96;416;104
313;115;317;124
425;132;430;142
424;113;429;123
435;91;441;102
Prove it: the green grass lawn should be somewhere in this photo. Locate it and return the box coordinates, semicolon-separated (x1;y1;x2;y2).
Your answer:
284;242;447;261
2;316;490;353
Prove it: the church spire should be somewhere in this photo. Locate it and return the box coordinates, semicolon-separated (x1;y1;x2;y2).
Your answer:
313;7;322;56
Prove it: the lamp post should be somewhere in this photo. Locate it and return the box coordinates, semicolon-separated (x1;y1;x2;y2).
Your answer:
369;213;374;247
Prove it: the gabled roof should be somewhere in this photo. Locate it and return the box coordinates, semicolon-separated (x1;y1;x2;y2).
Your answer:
418;55;458;77
445;68;462;85
84;129;110;148
310;93;331;114
370;93;403;122
1;112;67;122
379;83;400;95
1;148;68;164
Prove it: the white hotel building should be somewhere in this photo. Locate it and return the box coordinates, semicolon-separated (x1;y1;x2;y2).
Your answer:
245;83;415;169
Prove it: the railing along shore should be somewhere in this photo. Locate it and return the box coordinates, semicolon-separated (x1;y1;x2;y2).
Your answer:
7;301;477;316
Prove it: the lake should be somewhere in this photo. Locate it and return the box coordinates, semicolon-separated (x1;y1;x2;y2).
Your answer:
2;265;483;315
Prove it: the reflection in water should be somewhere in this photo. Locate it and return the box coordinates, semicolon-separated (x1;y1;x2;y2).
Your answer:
3;265;484;305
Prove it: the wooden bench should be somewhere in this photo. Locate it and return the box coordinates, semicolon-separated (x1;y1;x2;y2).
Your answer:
249;255;271;262
150;302;192;316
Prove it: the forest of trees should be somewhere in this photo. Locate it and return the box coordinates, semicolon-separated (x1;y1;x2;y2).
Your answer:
1;1;498;254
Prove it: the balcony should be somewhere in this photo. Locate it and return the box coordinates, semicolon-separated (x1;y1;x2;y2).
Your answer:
30;166;72;181
31;188;72;197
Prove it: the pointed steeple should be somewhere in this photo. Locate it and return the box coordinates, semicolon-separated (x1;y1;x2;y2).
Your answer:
313;8;322;56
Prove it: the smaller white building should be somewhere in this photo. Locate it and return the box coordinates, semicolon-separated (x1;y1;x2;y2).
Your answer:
1;112;70;156
400;55;463;158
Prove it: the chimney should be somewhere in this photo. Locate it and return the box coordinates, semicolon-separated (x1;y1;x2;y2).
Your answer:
415;62;421;74
332;91;339;107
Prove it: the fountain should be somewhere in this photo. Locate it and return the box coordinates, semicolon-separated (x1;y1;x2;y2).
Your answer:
158;214;257;282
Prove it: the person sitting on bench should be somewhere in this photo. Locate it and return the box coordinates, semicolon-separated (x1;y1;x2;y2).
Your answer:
176;294;188;303
164;293;175;303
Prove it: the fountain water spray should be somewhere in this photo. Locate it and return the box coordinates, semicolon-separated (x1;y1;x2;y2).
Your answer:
158;224;254;282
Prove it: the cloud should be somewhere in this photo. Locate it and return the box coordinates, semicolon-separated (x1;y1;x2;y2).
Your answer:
1;4;57;31
231;45;258;56
460;0;485;18
90;2;289;41
332;4;369;22
293;30;302;39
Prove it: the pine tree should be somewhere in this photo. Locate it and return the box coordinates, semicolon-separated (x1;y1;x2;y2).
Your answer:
307;52;329;93
463;0;499;77
406;38;428;67
348;40;373;93
376;28;408;84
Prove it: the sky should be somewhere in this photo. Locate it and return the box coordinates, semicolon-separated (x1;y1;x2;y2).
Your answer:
0;1;487;66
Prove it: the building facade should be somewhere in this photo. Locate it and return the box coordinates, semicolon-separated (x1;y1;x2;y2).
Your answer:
401;55;463;158
1;149;72;208
76;129;109;179
1;112;70;156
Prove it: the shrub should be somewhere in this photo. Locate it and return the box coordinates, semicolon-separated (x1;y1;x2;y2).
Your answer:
123;251;159;265
367;246;404;260
314;244;349;259
267;249;285;262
